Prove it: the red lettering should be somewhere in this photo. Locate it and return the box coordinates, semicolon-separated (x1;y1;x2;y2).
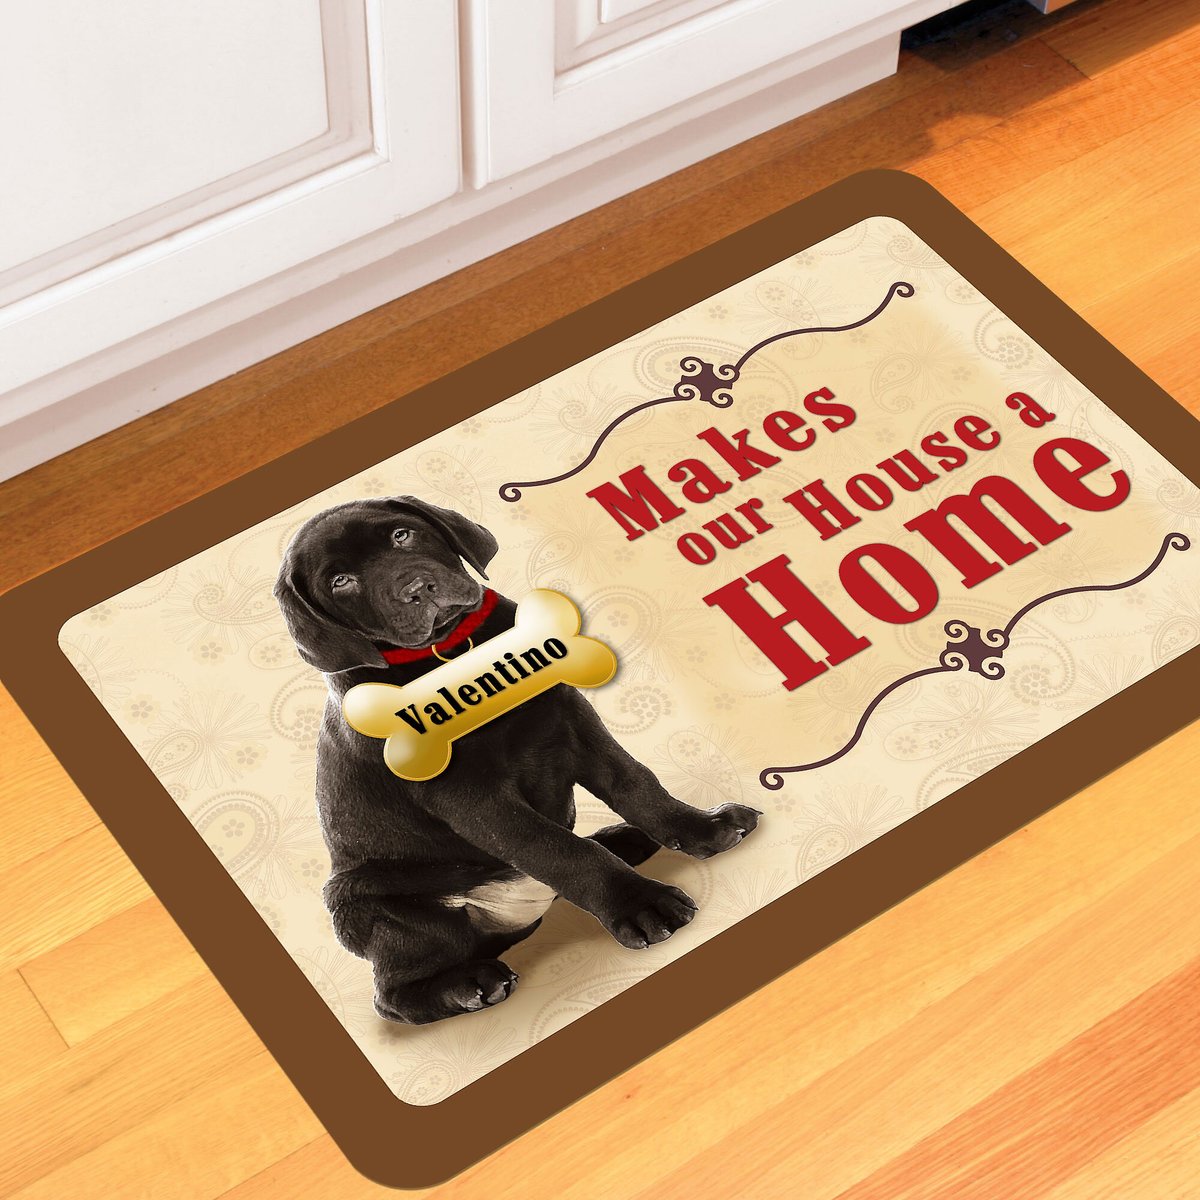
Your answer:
587;466;685;541
918;431;968;472
954;414;1001;452
695;426;783;481
1006;392;1056;428
803;386;855;432
703;512;755;550
704;555;870;690
667;457;733;504
1033;437;1131;512
763;410;815;452
876;448;938;494
839;543;939;624
904;475;1071;587
735;497;774;534
844;473;893;512
781;480;862;541
677;532;716;565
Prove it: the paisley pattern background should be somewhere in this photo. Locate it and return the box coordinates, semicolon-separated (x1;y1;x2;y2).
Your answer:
59;217;1200;1105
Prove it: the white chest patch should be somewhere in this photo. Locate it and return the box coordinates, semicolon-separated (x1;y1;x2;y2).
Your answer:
443;874;557;931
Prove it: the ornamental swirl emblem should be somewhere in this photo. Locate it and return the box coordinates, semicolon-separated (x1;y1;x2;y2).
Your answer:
672;357;739;407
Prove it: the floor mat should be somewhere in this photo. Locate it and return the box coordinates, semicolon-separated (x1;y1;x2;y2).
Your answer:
3;170;1198;1187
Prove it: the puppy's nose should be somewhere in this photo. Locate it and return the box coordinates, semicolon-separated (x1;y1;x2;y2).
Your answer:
402;576;437;603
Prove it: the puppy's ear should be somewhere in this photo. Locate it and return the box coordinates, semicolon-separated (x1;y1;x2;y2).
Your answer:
273;561;386;674
386;496;499;579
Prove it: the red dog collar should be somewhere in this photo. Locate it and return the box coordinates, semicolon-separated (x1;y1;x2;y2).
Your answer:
379;590;498;664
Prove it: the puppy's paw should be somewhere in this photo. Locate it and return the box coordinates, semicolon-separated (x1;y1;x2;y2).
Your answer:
602;879;697;949
377;959;519;1024
452;959;520;1011
666;802;762;859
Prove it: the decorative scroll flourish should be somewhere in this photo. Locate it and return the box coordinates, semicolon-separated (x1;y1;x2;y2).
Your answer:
498;281;916;502
758;532;1192;790
673;357;739;407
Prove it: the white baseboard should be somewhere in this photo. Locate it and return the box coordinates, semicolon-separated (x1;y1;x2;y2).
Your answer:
0;32;900;482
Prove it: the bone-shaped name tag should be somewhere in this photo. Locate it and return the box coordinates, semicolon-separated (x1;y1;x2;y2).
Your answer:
342;589;616;781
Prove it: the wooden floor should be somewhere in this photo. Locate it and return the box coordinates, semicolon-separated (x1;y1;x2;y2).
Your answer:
3;0;1200;1194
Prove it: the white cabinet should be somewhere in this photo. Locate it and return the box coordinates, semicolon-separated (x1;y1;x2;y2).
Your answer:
0;0;959;480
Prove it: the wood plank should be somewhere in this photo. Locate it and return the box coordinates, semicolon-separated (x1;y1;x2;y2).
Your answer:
20;897;205;1046
1081;243;1200;373
0;824;148;975
217;1137;386;1200
917;15;1200;212
0;687;99;876
970;97;1200;311
0;974;262;1196
0;971;67;1079
1040;1085;1200;1200
10;1052;320;1200
838;956;1200;1198
1079;244;1200;418
1042;0;1200;77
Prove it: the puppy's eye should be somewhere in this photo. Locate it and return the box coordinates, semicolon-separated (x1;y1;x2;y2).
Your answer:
392;527;412;546
331;573;354;590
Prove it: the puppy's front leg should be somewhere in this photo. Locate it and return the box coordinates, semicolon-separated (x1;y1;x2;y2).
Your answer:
565;691;762;858
420;783;696;950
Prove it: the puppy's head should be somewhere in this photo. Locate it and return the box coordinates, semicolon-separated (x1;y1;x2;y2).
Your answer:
274;496;499;673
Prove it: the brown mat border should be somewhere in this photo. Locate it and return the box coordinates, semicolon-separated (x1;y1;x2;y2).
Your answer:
2;171;1199;1188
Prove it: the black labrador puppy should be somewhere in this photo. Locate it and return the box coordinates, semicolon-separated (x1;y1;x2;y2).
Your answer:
275;496;760;1024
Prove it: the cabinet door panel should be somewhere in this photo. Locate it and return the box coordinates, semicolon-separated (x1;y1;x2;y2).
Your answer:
0;0;459;399
470;0;957;184
557;0;732;70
